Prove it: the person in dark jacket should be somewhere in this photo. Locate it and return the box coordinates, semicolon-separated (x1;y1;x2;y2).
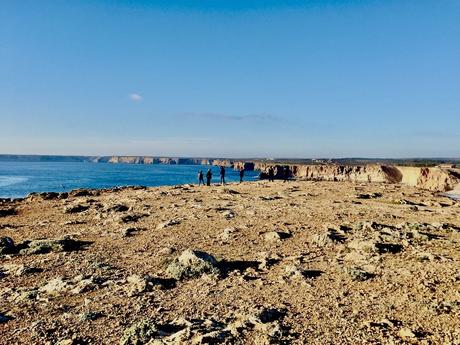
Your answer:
239;168;244;183
206;169;212;186
283;166;290;182
219;166;226;185
198;170;205;186
268;167;275;182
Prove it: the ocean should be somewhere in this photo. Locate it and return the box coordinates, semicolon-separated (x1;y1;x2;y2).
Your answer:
0;162;259;199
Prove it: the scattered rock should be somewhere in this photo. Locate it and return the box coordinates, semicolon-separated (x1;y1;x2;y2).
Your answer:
120;319;158;345
159;247;175;255
19;238;91;255
356;192;382;199
264;231;291;242
70;276;99;294
398;327;416;338
416;252;436;261
311;228;347;246
17;289;39;301
122;227;139;237
156;219;181;230
283;265;305;280
219;188;240;195
107;204;129;212
125;274;154;296
346;266;374;281
166;249;220;280
0;313;12;323
2;264;42;276
70;189;95;197
120;213;147;223
39;277;71;296
221;210;235;219
80;311;104;321
0;207;17;217
260;195;283;201
64;204;90;214
38;192;60;200
221;227;237;240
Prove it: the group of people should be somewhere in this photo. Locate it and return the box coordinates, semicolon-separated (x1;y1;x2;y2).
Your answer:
197;165;290;186
197;166;244;186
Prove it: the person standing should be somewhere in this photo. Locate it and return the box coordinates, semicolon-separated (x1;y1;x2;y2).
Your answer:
268;167;275;182
239;168;244;183
198;170;205;186
206;169;212;186
220;166;226;185
283;166;290;182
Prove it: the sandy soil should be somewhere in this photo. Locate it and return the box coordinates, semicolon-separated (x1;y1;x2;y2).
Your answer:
1;180;459;344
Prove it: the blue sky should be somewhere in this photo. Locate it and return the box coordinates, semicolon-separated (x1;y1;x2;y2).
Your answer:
1;0;459;158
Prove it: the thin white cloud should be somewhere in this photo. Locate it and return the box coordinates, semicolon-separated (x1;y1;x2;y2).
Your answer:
129;93;143;101
180;112;280;122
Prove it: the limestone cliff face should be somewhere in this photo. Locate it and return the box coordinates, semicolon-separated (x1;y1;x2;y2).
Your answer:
255;164;398;183
253;163;460;192
399;166;453;191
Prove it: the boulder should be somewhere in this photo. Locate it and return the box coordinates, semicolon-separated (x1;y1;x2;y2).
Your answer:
166;249;220;280
0;237;15;254
125;275;154;296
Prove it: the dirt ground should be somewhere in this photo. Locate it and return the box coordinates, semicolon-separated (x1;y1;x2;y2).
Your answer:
1;180;459;344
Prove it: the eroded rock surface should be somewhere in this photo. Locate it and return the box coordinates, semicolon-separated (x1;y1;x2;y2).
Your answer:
0;181;459;344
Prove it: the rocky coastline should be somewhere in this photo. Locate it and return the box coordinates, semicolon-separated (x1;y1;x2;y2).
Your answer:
1;179;459;344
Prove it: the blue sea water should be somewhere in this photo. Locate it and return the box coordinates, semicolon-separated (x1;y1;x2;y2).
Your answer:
0;162;259;199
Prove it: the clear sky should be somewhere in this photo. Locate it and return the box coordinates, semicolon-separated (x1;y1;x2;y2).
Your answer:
1;0;459;158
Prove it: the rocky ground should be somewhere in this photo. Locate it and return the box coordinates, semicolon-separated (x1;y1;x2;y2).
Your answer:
1;180;459;344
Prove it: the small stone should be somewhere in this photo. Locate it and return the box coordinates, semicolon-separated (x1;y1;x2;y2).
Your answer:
122;227;137;237
416;252;435;261
222;210;235;219
80;311;103;321
156;219;181;229
283;265;304;280
398;327;416;338
107;204;129;212
264;231;291;242
120;319;158;345
346;267;374;281
221;227;237;240
158;247;175;255
64;204;89;214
